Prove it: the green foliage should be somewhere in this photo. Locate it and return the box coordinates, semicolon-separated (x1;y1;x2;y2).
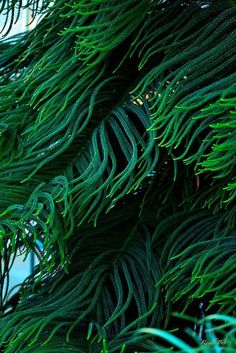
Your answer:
0;0;50;36
0;0;236;352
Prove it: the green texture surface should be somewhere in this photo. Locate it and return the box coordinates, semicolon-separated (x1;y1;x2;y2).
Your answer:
0;1;235;352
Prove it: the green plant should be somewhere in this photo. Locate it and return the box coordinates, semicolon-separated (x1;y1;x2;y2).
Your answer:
0;0;235;352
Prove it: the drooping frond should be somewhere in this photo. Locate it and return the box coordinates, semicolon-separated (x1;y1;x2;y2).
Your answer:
132;2;236;213
0;206;163;352
0;0;51;35
0;0;236;352
155;212;236;314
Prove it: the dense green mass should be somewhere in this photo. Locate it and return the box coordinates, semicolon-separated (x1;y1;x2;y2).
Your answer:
0;0;235;352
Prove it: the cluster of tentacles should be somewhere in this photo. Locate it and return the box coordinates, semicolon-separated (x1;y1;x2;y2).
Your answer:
0;0;235;352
